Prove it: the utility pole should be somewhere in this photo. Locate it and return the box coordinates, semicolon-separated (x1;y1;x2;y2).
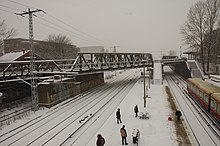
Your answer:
112;45;120;53
15;8;45;111
143;64;146;108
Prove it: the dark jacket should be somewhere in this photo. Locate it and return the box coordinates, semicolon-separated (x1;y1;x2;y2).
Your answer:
175;110;182;117
116;110;121;119
134;105;139;113
96;134;105;146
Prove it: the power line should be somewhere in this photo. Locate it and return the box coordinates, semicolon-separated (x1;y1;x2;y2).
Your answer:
0;8;14;14
8;0;36;9
7;0;119;47
0;4;95;42
7;0;115;45
46;13;113;45
36;16;92;41
34;19;90;42
0;4;23;12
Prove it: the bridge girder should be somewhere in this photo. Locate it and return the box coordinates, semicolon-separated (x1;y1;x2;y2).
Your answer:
0;53;153;80
70;53;153;72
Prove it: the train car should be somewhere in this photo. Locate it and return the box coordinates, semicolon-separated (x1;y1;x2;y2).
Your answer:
187;78;220;122
210;93;220;121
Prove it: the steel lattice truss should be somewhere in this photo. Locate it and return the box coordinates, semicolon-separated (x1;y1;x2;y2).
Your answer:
70;53;153;72
0;53;153;80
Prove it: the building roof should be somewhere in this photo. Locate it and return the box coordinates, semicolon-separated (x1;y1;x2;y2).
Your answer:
183;51;198;55
0;50;44;62
0;51;25;62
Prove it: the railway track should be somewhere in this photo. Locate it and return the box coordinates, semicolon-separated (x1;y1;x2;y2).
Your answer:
0;69;140;146
165;71;220;146
0;105;32;124
171;74;220;130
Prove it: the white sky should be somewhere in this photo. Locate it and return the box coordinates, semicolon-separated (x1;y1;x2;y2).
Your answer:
1;0;198;56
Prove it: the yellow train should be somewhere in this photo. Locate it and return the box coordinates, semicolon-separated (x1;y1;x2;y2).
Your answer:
187;78;220;122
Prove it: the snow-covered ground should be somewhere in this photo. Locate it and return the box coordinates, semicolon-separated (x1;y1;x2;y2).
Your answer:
0;68;196;146
86;83;178;146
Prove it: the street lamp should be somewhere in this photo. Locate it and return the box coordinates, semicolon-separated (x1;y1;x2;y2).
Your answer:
143;63;146;108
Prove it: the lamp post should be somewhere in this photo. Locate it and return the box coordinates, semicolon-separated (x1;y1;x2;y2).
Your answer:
143;63;146;108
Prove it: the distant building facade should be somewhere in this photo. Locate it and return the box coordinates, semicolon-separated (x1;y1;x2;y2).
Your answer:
79;46;105;60
79;46;105;53
3;38;80;59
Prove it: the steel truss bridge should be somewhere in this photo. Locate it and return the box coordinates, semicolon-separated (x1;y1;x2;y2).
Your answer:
0;52;153;80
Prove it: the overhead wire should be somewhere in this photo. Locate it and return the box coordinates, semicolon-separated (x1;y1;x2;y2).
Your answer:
37;15;98;42
0;4;23;12
7;0;36;10
1;7;91;44
6;0;116;47
34;18;91;42
0;8;14;14
46;12;113;45
0;9;86;43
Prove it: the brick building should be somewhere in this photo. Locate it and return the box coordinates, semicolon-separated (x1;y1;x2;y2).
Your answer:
3;38;80;59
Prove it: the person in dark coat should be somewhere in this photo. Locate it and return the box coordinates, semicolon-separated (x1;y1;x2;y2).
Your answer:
96;134;105;146
134;105;139;117
120;125;128;145
175;110;182;122
116;108;122;124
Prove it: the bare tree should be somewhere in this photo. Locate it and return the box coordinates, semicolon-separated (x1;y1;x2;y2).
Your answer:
0;18;17;52
209;29;220;69
46;33;72;45
204;0;220;72
181;0;220;74
45;33;73;59
181;1;207;73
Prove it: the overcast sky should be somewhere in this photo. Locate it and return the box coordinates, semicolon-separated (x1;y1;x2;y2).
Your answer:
1;0;198;57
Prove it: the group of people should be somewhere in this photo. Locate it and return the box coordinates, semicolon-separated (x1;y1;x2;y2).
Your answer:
97;105;183;145
116;106;139;145
96;106;139;146
116;108;129;145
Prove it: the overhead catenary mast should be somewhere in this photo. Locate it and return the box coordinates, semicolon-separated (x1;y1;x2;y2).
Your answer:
15;8;45;111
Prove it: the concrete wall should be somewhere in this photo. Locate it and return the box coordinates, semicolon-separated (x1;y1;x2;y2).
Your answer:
75;73;104;93
170;62;191;78
38;73;104;108
38;79;81;107
0;73;104;108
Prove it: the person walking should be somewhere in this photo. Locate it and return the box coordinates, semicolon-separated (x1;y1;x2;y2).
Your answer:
96;134;105;146
175;110;182;122
120;125;128;145
134;105;139;117
116;108;122;124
